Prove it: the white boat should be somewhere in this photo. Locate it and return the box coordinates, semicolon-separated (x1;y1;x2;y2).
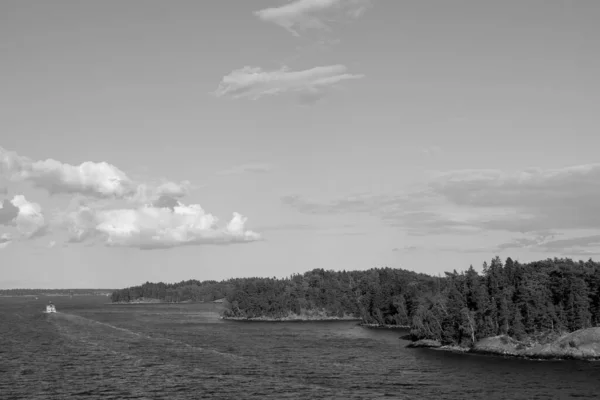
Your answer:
45;302;56;313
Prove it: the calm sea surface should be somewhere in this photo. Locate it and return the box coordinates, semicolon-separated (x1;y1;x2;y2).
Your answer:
1;296;599;399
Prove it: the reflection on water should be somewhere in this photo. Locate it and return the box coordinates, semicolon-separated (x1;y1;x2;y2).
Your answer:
1;296;598;399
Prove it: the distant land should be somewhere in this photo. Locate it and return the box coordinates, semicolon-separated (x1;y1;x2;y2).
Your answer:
109;256;600;360
0;289;114;297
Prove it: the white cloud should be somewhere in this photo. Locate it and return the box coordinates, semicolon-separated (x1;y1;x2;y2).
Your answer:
0;147;190;203
63;196;261;249
11;195;47;238
214;64;363;101
1;146;136;198
0;195;46;238
255;0;371;36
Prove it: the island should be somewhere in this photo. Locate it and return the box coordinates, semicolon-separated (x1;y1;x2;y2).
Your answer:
109;256;600;360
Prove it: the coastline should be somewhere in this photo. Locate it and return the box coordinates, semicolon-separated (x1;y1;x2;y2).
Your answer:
359;323;410;329
109;299;166;304
406;328;600;361
221;315;362;322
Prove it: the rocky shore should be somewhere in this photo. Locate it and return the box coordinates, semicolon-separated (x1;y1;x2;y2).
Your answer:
406;327;600;360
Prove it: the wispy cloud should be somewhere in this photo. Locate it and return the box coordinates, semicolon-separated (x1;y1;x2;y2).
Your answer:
498;233;600;256
282;163;600;252
217;163;274;176
255;0;372;37
427;164;600;232
497;231;558;250
214;64;363;102
253;223;315;232
421;146;443;157
392;245;417;252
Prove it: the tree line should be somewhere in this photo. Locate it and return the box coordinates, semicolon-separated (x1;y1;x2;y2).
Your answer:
110;257;600;345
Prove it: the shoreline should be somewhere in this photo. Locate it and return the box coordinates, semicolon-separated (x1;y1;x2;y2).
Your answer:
221;315;362;322
406;328;600;361
358;323;410;329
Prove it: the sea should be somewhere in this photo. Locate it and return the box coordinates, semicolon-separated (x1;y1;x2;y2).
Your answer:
1;295;599;399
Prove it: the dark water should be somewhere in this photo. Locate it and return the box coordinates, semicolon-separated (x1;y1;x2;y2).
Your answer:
1;296;599;399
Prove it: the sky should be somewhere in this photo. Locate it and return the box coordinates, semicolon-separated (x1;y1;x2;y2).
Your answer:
1;0;599;289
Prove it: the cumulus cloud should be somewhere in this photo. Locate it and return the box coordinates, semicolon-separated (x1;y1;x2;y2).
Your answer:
214;64;363;101
62;196;261;249
217;163;274;176
0;195;46;238
0;146;191;204
1;147;261;249
255;0;372;36
1;146;136;198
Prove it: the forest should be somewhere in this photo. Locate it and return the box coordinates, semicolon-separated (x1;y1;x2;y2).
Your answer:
109;257;600;346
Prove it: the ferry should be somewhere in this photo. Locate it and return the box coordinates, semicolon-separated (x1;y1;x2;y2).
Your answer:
45;302;56;313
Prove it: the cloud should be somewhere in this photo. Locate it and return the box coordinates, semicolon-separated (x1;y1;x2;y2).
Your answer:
62;196;261;249
0;195;46;238
0;198;20;224
1;146;136;198
11;195;47;238
281;193;400;215
497;231;558;250
128;180;193;205
421;146;443;157
217;163;274;176
282;163;600;245
0;147;188;202
0;233;11;249
1;148;260;249
427;164;600;232
253;223;315;232
498;233;600;256
255;0;371;37
214;64;363;101
155;180;191;198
